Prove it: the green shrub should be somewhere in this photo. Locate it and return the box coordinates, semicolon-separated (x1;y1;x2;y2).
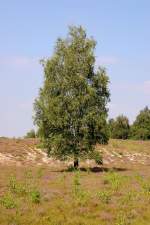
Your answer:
89;151;103;165
0;193;16;209
29;188;41;203
36;142;45;149
8;175;41;204
67;165;77;172
9;175;27;196
93;151;103;165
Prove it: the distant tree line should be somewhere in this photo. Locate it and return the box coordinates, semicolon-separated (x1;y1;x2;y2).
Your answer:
108;106;150;140
24;129;36;138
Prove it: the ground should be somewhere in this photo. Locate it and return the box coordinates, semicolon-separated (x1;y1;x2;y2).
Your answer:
0;137;150;225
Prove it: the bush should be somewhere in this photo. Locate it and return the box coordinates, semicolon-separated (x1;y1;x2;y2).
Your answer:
0;193;16;209
89;151;103;165
93;151;103;165
29;188;41;203
9;175;27;196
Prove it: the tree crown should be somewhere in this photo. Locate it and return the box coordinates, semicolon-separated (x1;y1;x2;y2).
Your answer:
34;26;110;160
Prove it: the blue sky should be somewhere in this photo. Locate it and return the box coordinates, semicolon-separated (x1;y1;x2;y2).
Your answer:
0;0;150;137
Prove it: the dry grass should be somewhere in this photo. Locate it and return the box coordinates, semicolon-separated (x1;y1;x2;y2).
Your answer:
0;138;150;224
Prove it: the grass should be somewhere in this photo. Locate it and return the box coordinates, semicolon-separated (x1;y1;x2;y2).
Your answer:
0;166;150;225
97;190;112;204
0;139;150;224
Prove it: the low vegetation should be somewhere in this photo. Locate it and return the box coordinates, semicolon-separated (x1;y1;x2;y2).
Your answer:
0;139;150;225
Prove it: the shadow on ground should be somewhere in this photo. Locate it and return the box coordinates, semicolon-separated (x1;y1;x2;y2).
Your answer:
56;166;128;173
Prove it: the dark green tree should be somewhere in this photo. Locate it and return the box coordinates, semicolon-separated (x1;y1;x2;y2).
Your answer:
25;129;36;138
34;26;110;168
109;115;130;139
131;106;150;140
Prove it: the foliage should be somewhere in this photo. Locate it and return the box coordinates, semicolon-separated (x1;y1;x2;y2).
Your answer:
0;193;16;209
29;188;41;203
131;106;150;140
89;150;103;165
9;175;27;196
109;115;130;139
34;26;110;165
8;175;41;204
24;129;36;138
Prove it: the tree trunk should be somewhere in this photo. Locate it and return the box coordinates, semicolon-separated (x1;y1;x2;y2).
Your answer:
74;158;79;169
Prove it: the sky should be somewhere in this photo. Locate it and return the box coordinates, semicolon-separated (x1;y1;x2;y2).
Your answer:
0;0;150;137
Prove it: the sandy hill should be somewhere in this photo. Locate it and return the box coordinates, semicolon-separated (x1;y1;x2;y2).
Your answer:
0;138;150;167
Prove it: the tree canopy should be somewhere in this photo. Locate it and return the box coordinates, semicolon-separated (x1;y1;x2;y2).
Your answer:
34;26;110;166
109;115;130;139
131;106;150;140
